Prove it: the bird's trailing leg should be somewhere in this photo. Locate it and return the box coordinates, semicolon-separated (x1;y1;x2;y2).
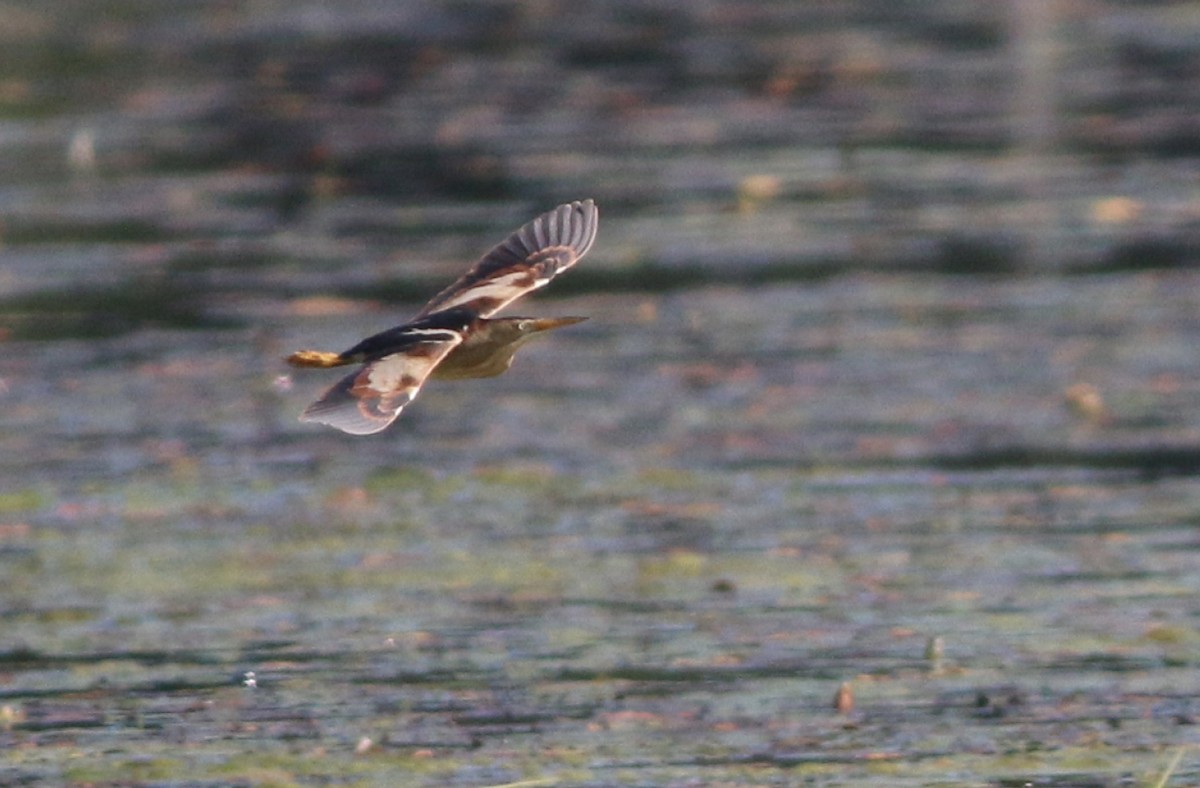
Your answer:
286;349;347;368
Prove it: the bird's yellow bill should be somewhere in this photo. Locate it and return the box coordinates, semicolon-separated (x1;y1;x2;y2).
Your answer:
528;316;588;332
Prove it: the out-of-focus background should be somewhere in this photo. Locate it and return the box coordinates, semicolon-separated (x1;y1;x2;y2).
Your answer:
3;2;1200;784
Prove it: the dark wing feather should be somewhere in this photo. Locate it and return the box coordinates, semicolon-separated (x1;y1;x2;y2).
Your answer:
337;307;474;364
416;199;598;319
299;332;463;435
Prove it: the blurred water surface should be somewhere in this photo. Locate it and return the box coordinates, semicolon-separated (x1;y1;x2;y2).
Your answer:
2;2;1200;785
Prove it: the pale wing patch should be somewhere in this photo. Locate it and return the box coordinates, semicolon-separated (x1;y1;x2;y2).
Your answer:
424;267;543;315
298;336;461;435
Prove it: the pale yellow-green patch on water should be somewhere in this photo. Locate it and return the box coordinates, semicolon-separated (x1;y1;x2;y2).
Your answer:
472;462;582;496
438;549;568;593
362;465;468;504
703;551;848;596
63;757;185;784
0;487;46;513
639;549;708;578
1139;623;1200;646
633;466;716;492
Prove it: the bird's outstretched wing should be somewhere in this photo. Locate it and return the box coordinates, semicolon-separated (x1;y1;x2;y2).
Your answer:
416;199;598;319
298;313;469;435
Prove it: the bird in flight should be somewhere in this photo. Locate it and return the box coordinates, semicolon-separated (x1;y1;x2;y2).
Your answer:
286;199;598;435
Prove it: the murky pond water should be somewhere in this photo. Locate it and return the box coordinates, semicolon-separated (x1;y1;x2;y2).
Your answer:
3;2;1200;786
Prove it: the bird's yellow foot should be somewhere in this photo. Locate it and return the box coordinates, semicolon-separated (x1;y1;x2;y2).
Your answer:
286;349;346;368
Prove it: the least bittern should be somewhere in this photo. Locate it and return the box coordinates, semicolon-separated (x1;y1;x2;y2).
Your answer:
287;199;598;434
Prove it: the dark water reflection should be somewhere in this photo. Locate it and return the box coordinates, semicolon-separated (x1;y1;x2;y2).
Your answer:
2;2;1200;785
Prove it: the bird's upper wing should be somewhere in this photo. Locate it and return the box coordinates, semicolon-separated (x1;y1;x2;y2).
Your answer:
298;316;468;435
416;199;598;319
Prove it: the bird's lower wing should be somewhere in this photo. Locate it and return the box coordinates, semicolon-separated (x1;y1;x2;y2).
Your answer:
416;199;598;319
299;335;462;435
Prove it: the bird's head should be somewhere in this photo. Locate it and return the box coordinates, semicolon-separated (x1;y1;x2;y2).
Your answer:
477;316;588;348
